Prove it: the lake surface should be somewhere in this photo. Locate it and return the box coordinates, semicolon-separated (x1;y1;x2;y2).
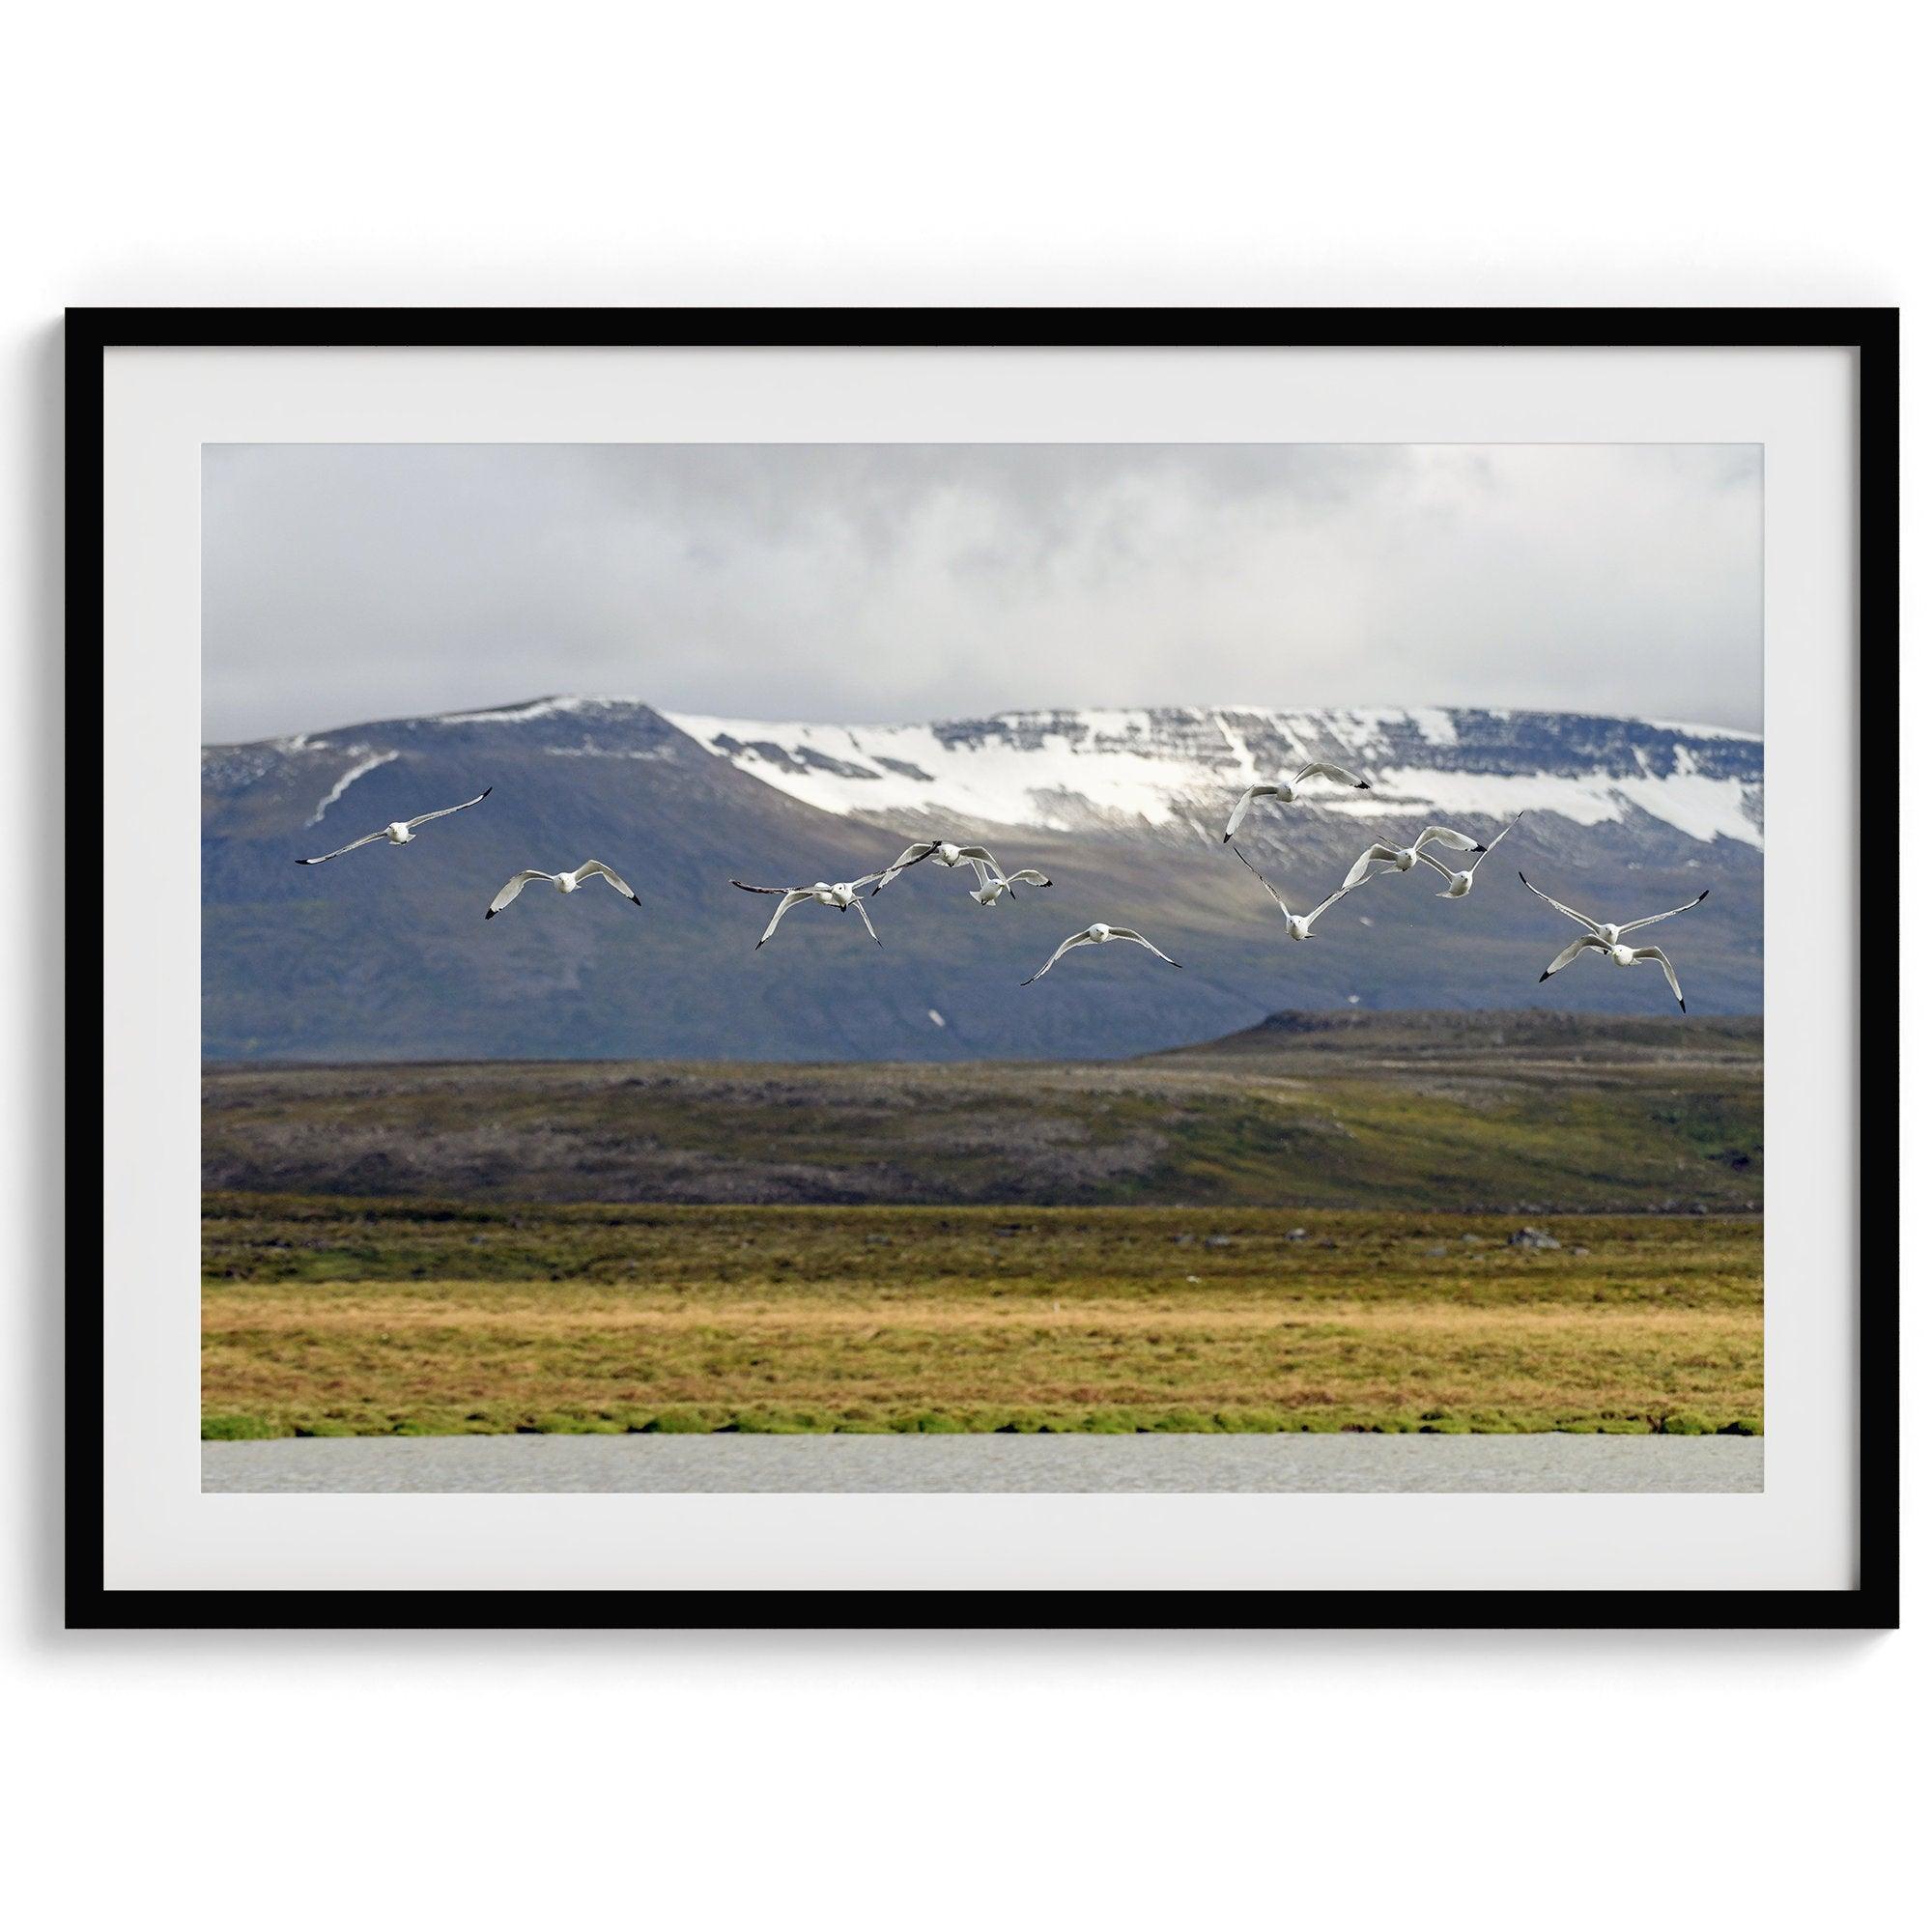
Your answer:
203;1433;1762;1494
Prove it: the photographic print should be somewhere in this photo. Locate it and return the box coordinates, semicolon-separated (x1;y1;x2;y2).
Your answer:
197;438;1767;1498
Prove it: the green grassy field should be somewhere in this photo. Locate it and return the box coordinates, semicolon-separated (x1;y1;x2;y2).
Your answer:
202;1196;1763;1438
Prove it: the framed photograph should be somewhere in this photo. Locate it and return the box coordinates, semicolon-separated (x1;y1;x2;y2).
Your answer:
75;307;1896;1629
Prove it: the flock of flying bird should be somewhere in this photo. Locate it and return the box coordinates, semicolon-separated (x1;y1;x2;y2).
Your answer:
294;757;1709;1009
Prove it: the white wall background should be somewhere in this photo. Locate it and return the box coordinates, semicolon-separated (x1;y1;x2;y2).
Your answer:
2;4;1917;1925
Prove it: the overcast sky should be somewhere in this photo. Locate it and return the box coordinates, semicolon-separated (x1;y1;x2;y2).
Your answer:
202;442;1762;743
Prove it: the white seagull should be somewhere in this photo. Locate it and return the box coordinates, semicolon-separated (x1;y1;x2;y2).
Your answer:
1539;937;1689;1012
486;861;640;920
1343;824;1487;890
1418;812;1521;897
296;787;491;865
731;875;886;948
1519;872;1710;949
1022;923;1181;985
966;859;1051;907
874;838;1009;891
1230;843;1358;940
1222;762;1371;841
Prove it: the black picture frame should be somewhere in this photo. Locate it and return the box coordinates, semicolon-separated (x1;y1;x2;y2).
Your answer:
70;305;1899;1632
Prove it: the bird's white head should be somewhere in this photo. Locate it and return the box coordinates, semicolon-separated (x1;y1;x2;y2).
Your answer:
1086;923;1109;941
1608;944;1636;965
386;822;412;843
1441;872;1473;897
937;841;962;866
555;871;577;893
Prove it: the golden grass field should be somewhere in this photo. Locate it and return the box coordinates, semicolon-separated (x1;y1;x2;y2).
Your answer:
202;1197;1762;1437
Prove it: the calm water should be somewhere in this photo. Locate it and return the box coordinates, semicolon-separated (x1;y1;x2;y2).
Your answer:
202;1434;1762;1494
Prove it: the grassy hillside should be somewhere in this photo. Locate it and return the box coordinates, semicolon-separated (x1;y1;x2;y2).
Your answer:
203;1010;1762;1213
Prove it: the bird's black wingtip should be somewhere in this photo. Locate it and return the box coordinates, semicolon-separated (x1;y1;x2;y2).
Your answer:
294;858;309;866
1354;780;1370;788
484;909;496;921
629;894;641;905
1538;970;1550;981
1519;870;1530;885
1696;889;1710;902
1474;843;1488;854
480;786;493;799
1678;1000;1688;1013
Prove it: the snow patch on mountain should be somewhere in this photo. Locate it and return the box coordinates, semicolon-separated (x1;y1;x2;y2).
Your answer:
667;706;1764;848
305;749;399;826
669;712;1228;831
1643;718;1759;741
434;695;611;725
1361;766;1761;846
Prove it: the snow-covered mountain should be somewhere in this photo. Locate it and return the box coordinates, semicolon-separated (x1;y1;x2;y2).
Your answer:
202;697;1763;1063
666;704;1763;849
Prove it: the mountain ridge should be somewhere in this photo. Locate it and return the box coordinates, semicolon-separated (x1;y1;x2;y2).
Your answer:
202;695;1764;1062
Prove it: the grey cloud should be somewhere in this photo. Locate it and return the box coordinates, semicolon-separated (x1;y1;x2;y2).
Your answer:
202;442;1762;742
